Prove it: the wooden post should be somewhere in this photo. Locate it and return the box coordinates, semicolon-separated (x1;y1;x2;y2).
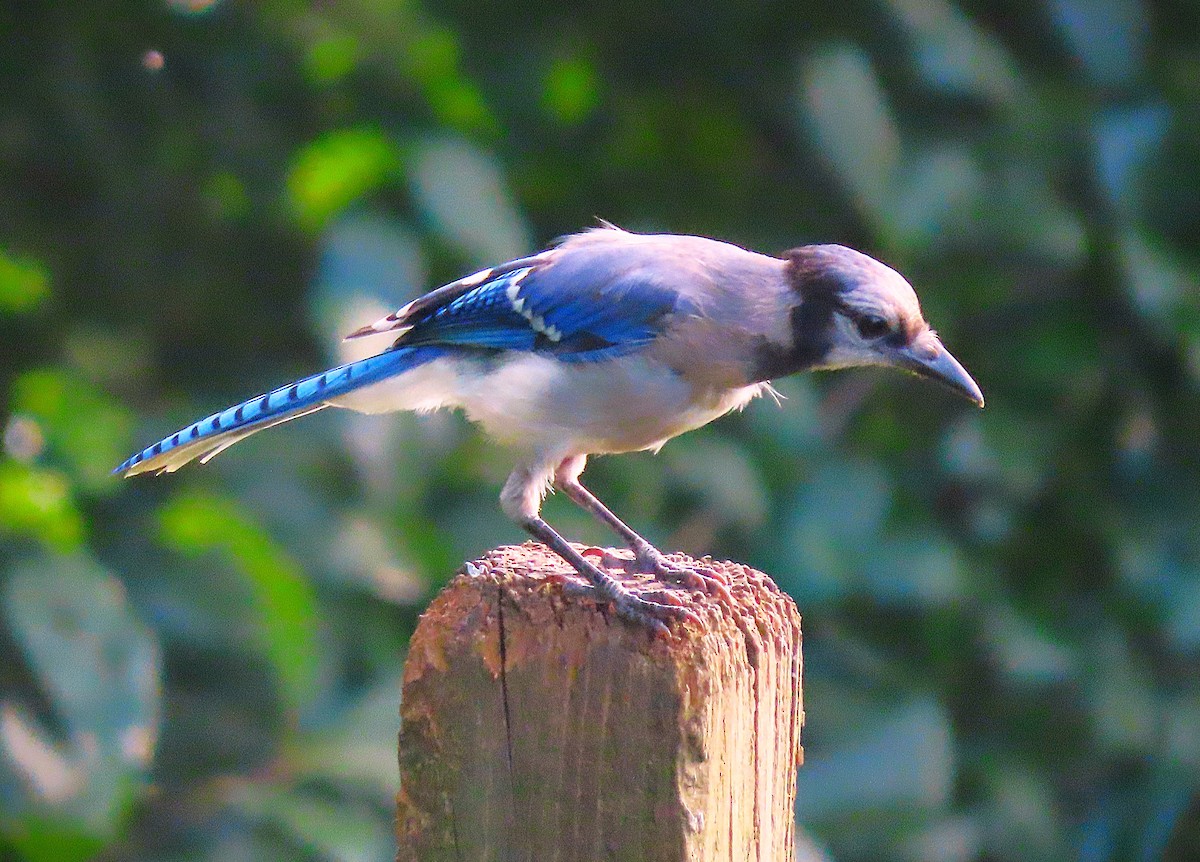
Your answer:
396;543;804;862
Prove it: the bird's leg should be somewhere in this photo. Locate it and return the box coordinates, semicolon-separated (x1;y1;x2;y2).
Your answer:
502;464;698;635
552;456;732;602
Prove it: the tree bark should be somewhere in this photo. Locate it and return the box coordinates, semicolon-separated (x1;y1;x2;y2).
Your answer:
396;543;804;862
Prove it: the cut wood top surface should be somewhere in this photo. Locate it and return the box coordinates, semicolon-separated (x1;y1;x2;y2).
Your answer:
398;543;804;862
404;542;802;681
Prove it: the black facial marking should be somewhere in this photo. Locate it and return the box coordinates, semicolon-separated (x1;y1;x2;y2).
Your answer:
751;247;855;380
785;245;865;300
752;293;837;380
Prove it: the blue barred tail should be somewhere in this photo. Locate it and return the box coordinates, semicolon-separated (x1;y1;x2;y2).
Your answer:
116;346;445;477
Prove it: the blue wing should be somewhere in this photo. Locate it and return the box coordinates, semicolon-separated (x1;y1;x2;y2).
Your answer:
394;256;693;362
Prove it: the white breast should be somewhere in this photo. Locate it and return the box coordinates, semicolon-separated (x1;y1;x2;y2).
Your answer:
330;352;765;460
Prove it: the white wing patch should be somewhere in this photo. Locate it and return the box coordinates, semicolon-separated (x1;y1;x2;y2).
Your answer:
504;268;562;342
459;266;495;287
343;250;556;342
343;266;499;340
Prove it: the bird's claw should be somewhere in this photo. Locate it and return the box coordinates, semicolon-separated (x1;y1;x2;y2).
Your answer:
612;591;700;635
555;572;700;635
633;547;735;606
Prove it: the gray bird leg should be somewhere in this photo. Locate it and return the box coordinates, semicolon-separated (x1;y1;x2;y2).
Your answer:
501;462;698;634
516;515;699;635
552;456;733;603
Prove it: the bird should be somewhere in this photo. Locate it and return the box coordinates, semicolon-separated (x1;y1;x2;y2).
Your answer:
116;225;983;633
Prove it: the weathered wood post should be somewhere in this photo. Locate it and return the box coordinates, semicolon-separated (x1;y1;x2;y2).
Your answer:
396;543;804;861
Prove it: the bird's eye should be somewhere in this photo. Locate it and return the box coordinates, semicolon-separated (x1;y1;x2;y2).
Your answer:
855;315;891;339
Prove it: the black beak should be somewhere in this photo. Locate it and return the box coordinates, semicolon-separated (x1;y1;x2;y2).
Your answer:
895;340;984;407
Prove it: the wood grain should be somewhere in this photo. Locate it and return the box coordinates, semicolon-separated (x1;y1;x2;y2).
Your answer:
397;543;804;862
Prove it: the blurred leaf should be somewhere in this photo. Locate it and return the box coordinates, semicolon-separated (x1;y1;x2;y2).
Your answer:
543;55;601;126
0;706;87;819
1084;629;1159;755
287;128;402;232
0;249;50;314
981;601;1077;686
10;368;134;493
780;458;893;602
203;171;251;222
311;210;426;353
408;134;532;265
158;493;322;712
0;460;85;551
1164;578;1200;653
863;531;965;607
1047;0;1150;86
1136;778;1196;862
664;435;768;528
287;676;402;799
1092;105;1168;218
1;555;160;851
305;32;358;84
1112;514;1200;627
1078;795;1120;862
941;411;1054;500
61;326;154;391
745;378;825;458
324;515;425;605
1117;227;1197;334
1162;693;1200;771
796;827;836;862
227;784;393;862
883;0;1022;105
899;815;982;862
799;44;900;232
4;556;160;762
167;0;221;15
1017;314;1103;398
402;27;497;136
2;813;106;862
954;166;1087;265
891;145;984;248
796;698;954;822
980;763;1067;861
792;457;892;543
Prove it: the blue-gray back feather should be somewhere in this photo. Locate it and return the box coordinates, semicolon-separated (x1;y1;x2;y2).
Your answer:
117;227;790;476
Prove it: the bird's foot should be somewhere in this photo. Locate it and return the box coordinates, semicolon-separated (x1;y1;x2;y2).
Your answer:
623;545;735;606
559;553;701;636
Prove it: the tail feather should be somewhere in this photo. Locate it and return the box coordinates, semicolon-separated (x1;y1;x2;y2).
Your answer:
116;346;446;477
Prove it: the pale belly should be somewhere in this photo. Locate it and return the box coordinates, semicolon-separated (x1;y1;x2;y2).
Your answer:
331;352;765;459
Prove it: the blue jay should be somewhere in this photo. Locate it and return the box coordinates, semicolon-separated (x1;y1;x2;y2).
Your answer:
117;226;983;633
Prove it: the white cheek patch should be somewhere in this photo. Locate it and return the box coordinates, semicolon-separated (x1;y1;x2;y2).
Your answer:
818;314;891;370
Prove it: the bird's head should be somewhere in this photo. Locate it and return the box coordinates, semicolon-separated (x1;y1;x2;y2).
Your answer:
777;244;984;406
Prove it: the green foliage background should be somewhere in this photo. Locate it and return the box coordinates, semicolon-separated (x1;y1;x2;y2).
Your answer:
2;1;1199;859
